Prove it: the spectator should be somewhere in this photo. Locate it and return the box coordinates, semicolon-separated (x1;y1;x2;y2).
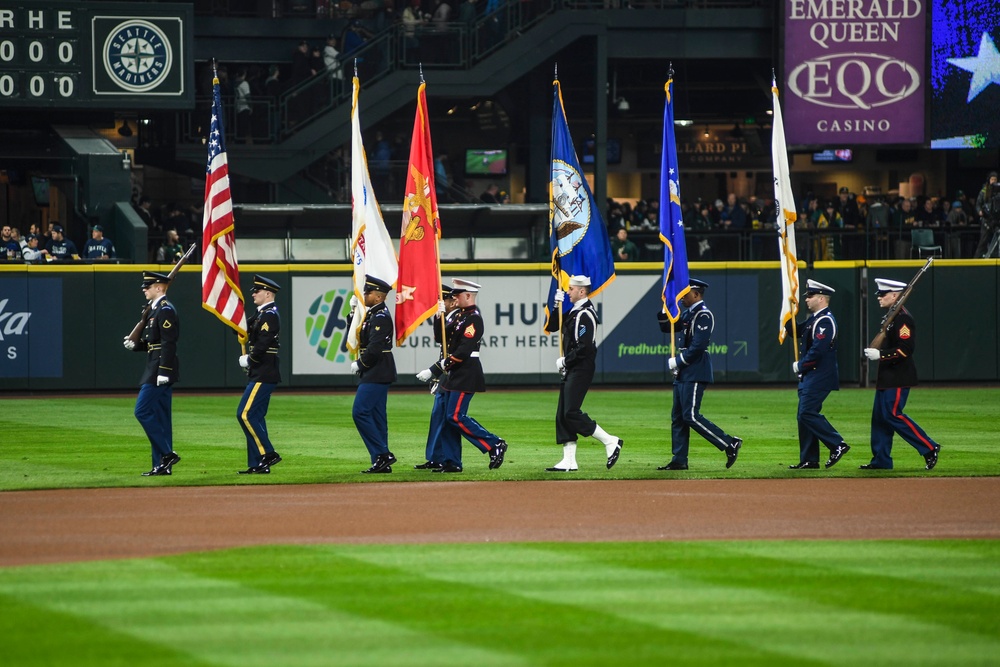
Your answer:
720;193;747;229
946;200;967;227
45;224;78;259
916;198;942;227
21;234;45;262
458;0;477;28
1;224;18;259
83;225;116;259
402;0;428;61
134;195;157;229
156;230;184;264
264;64;282;98
480;183;502;204
710;198;725;227
234;68;252;143
611;228;639;261
836;186;861;228
323;34;343;82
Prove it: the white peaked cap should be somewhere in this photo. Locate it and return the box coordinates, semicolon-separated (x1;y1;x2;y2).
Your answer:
568;275;591;287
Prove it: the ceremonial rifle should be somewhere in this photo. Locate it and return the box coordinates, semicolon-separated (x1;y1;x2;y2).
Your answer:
125;243;198;343
869;256;933;349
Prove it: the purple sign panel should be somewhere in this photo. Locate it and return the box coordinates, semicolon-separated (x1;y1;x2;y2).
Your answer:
784;0;926;145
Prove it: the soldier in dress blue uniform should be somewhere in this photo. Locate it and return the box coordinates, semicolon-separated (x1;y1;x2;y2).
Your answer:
414;284;461;470
656;278;742;470
351;275;398;473
417;279;508;473
236;275;283;474
123;270;181;476
789;279;850;469
546;275;622;472
861;278;941;470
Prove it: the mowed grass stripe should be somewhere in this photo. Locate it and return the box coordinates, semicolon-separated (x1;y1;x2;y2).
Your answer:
340;541;1000;665
3;541;997;666
1;387;997;490
0;559;526;667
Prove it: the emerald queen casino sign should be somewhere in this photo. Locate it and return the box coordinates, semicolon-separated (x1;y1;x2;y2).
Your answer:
0;2;191;109
784;0;926;145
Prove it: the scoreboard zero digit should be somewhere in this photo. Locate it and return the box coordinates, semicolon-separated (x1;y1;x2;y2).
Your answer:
0;2;192;109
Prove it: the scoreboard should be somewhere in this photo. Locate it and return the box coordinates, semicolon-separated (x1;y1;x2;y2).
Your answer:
0;2;192;109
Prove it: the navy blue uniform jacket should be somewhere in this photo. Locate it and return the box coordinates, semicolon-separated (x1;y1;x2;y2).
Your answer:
563;299;599;373
247;302;281;384
440;305;486;393
357;301;396;384
659;301;714;383
135;297;179;385
797;307;839;392
875;307;918;389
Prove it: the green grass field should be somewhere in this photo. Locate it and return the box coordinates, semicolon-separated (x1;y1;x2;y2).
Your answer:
1;541;998;665
2;387;998;665
1;387;997;490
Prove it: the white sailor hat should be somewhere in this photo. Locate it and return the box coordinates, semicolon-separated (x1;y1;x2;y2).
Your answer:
568;275;591;287
451;278;481;293
804;279;835;296
874;278;907;296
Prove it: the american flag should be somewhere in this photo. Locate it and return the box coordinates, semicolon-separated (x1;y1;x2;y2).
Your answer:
201;74;247;343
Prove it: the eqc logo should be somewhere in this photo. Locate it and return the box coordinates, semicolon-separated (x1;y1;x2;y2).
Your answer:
304;288;353;363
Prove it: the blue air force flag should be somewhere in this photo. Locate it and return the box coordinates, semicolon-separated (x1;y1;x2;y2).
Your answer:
544;79;616;332
659;76;689;324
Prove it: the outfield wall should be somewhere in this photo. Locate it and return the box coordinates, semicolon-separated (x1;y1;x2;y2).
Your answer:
0;260;996;391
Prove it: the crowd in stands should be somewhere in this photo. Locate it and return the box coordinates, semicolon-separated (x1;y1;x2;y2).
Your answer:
605;173;1000;262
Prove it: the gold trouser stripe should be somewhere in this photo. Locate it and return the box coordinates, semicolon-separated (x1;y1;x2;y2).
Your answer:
241;382;267;456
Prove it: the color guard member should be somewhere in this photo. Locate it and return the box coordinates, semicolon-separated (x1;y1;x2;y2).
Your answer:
236;275;283;474
546;275;622;472
861;278;941;470
656;278;742;470
352;275;398;473
790;279;850;469
414;284;461;470
417;278;508;473
124;270;181;476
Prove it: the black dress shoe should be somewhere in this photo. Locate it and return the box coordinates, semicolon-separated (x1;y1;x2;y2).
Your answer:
725;438;742;469
141;466;171;476
607;439;623;469
657;461;688;470
545;466;577;472
489;440;508;470
414;461;441;470
433;464;463;473
859;463;890;470
789;461;820;469
825;444;850;468
237;465;270;474
362;463;392;474
160;452;181;468
384;452;398;466
925;447;940;470
260;452;282;467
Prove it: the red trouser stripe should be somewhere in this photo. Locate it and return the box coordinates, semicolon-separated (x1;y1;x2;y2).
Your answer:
452;391;492;451
893;388;934;450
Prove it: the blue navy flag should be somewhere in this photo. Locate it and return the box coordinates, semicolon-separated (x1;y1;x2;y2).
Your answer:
659;76;689;324
544;79;615;332
931;0;1000;147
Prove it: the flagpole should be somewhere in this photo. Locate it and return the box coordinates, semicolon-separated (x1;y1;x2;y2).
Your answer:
554;67;563;356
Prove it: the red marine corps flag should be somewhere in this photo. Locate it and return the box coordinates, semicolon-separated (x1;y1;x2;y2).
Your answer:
395;80;442;346
201;67;247;343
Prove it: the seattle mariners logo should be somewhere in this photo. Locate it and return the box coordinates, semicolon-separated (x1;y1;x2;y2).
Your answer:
550;160;590;257
304;288;353;363
103;20;172;92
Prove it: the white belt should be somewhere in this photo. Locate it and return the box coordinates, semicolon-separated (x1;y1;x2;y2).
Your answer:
470;351;480;357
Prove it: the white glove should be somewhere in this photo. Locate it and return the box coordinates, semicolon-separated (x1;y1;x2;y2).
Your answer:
156;375;169;386
668;357;678;371
239;355;249;368
416;368;433;383
349;295;359;309
554;289;565;304
437;299;446;315
351;361;360;374
123;337;135;351
556;357;566;372
792;361;800;374
864;348;880;361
